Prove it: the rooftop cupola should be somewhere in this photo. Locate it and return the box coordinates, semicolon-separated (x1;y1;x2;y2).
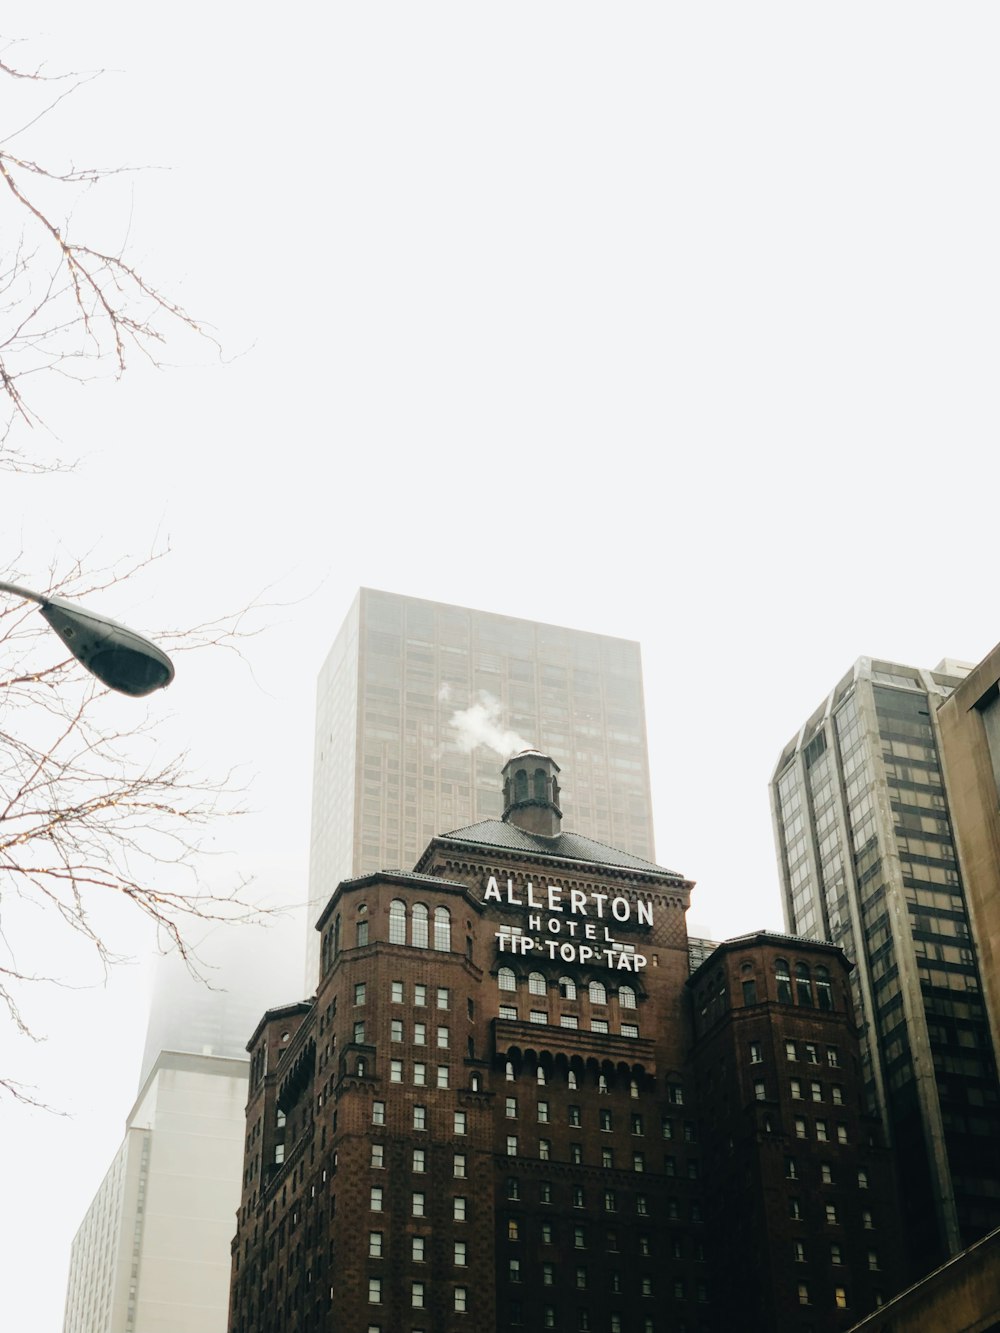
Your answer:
501;749;562;838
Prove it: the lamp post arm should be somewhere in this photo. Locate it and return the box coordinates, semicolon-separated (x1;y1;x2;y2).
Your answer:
0;580;48;606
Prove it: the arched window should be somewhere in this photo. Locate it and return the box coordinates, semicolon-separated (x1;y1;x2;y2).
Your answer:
529;972;546;996
434;906;451;952
333;914;341;957
559;976;577;1000
775;959;792;1004
619;986;636;1010
815;966;834;1011
471;1072;481;1092
505;1061;515;1082
533;768;548;800
514;769;529;801
499;967;516;992
795;962;813;1007
412;904;429;949
568;1070;578;1090
389;900;407;945
589;980;607;1005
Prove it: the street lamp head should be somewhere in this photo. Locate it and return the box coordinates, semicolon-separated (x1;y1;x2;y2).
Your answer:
39;597;175;696
0;580;175;697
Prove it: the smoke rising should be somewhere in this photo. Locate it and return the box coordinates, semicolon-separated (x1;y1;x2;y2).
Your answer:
449;690;532;759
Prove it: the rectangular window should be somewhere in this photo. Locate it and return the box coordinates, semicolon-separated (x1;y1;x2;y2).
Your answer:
785;1157;799;1180
357;922;369;946
509;1259;521;1283
633;1153;645;1173
831;1243;842;1265
832;1085;844;1105
412;1281;425;1308
602;1148;613;1168
827;1046;840;1067
811;1082;823;1102
369;1231;383;1258
540;1182;552;1204
437;1026;449;1048
454;1153;467;1178
786;1041;797;1061
368;1277;381;1304
574;1227;586;1248
414;1063;427;1086
437;987;450;1009
573;1185;585;1207
835;1286;848;1309
412;1192;426;1216
390;1060;402;1083
390;1019;403;1042
790;1079;802;1099
668;1084;684;1105
413;1104;426;1130
391;981;404;1003
371;1144;384;1168
816;1120;828;1142
754;1080;766;1101
601;1110;613;1131
507;1177;520;1200
454;1286;467;1311
636;1195;648;1216
530;1010;547;1025
414;1022;426;1045
749;1042;763;1063
539;1139;552;1160
538;1101;550;1123
793;1240;805;1263
790;1197;802;1219
354;1021;365;1043
837;1124;848;1144
437;1066;449;1089
798;1283;810;1306
370;1186;383;1211
631;1113;643;1135
412;1149;425;1172
454;1111;467;1135
570;1105;582;1127
412;1235;425;1262
454;1196;467;1220
826;1203;838;1225
560;1015;579;1029
571;1143;583;1164
454;1240;467;1266
591;1018;609;1033
499;1004;517;1020
372;1101;385;1125
354;982;366;1005
506;1095;518;1118
415;984;427;1006
507;1136;518;1156
621;1023;639;1039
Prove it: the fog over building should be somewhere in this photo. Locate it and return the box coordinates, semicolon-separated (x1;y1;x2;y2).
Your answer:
305;588;656;983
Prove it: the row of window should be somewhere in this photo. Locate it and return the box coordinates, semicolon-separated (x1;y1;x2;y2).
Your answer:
389;1061;451;1087
388;900;453;950
369;1098;696;1143
369;1186;703;1225
504;1137;676;1175
389;982;451;1008
368;1278;465;1310
499;1006;638;1036
793;1240;880;1268
753;1076;844;1105
502;1065;649;1095
369;1315;677;1332
749;1040;840;1066
498;970;637;1006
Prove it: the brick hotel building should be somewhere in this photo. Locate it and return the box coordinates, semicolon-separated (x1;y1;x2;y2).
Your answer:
229;752;903;1333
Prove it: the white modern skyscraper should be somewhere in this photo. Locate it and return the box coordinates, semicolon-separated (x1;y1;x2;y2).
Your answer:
305;588;656;980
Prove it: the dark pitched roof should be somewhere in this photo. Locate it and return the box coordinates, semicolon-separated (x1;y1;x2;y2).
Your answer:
429;818;682;877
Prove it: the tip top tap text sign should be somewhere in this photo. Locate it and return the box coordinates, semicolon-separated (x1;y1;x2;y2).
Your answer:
484;875;649;970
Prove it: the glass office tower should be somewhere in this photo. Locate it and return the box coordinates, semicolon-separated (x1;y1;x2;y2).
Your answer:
305;589;655;980
770;657;1000;1276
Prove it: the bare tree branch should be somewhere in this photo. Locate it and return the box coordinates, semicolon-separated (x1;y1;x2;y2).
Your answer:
0;43;217;461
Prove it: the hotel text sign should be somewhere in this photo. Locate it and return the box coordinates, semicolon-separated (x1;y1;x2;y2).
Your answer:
484;875;650;970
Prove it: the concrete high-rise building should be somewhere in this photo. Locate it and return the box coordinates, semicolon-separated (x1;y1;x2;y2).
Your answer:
63;1052;248;1333
770;656;1000;1275
305;589;656;981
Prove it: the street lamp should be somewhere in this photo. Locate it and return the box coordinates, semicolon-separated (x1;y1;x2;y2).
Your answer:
0;579;175;697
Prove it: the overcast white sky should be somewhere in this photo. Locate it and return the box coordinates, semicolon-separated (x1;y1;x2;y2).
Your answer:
4;4;1000;1328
